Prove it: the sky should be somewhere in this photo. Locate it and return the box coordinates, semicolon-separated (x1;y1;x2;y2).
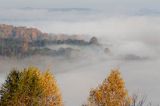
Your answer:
0;0;160;23
0;0;160;10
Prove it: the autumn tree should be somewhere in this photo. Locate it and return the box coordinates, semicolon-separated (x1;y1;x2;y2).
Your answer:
40;71;63;106
0;66;63;106
87;69;131;106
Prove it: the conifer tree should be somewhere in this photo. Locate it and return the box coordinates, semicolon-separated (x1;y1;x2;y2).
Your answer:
0;70;21;106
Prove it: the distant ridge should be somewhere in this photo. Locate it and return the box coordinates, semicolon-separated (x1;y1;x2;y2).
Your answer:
0;24;99;57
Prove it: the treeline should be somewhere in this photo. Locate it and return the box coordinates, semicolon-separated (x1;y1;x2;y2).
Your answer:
0;67;152;106
0;38;24;56
0;38;43;57
0;24;99;57
0;37;99;57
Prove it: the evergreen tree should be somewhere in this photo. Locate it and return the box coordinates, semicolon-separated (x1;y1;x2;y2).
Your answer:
0;70;20;106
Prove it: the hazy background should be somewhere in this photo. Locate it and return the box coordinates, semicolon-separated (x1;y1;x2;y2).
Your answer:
0;0;160;105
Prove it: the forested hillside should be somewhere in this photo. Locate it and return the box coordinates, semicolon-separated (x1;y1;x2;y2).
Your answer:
0;24;99;57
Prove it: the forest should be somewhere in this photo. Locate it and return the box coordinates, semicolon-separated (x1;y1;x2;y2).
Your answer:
0;24;99;57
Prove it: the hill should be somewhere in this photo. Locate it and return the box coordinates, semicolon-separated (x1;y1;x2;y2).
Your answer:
0;24;99;57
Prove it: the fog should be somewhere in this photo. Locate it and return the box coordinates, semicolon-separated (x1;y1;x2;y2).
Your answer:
0;8;160;105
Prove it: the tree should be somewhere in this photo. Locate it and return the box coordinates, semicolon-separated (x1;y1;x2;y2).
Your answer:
0;70;21;106
0;66;63;106
87;69;131;106
40;71;63;106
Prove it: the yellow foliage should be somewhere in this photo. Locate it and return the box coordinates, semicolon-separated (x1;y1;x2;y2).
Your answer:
88;69;131;106
0;66;63;106
40;70;63;106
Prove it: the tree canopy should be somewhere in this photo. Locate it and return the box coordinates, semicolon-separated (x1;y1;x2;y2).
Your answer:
0;66;63;106
87;69;131;106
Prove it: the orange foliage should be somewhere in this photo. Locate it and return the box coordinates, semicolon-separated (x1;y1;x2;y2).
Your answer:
40;71;63;106
88;69;131;106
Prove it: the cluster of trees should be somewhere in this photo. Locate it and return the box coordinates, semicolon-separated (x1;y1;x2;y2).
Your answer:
0;38;46;57
0;38;80;57
0;67;62;106
0;38;26;56
0;24;100;57
43;36;99;46
0;37;99;57
0;67;152;106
